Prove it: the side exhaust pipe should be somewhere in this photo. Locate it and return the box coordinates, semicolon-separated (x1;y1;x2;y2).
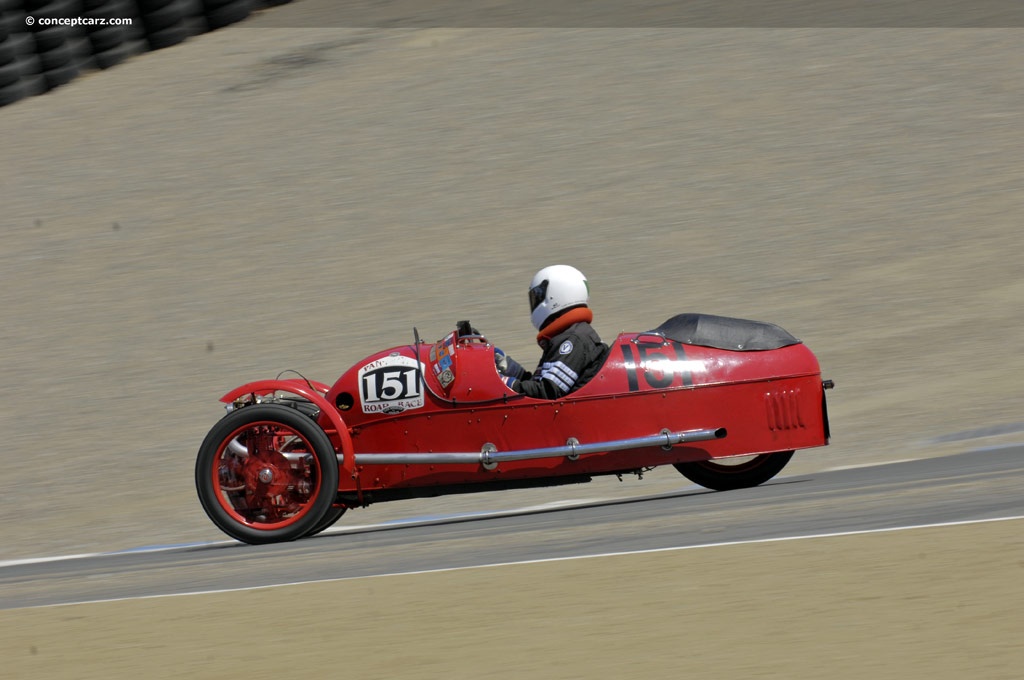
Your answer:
351;427;726;469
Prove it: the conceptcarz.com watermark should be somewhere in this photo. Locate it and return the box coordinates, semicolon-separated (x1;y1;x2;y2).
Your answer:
26;15;134;28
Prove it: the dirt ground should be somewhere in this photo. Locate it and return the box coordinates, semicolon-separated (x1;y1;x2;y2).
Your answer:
0;19;1022;678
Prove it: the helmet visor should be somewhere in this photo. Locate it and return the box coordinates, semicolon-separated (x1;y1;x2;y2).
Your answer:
528;280;548;313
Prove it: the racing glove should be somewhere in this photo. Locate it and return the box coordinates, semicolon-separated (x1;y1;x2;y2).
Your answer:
502;375;523;392
494;347;527;380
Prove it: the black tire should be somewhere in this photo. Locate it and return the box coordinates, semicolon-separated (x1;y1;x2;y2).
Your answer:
100;0;139;15
8;31;34;59
32;25;69;52
0;14;17;35
23;0;80;17
92;38;142;68
0;40;14;67
306;505;347;537
87;2;148;43
16;50;47;94
18;72;46;95
0;80;24;106
196;404;340;545
144;22;187;49
68;33;93;67
204;0;251;30
178;0;208;36
0;58;19;86
674;450;794;491
179;0;204;13
0;20;11;51
42;58;78;89
136;0;176;12
85;0;141;25
140;0;186;33
37;39;72;70
17;48;42;73
87;24;126;52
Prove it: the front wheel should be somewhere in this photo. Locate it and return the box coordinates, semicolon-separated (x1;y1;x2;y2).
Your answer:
674;451;794;491
196;404;340;544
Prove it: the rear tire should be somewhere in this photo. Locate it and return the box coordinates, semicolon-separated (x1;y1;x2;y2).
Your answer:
674;451;793;491
306;505;347;537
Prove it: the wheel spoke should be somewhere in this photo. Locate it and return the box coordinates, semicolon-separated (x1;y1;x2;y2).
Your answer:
212;421;322;529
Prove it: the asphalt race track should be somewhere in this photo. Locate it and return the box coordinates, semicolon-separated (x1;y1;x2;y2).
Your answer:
4;445;1021;610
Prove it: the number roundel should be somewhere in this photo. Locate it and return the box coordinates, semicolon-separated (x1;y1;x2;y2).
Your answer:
357;354;424;414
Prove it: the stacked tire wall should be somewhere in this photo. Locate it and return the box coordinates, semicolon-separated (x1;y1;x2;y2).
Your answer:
0;0;283;107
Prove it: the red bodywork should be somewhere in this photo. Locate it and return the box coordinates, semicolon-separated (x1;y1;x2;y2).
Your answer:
219;323;830;504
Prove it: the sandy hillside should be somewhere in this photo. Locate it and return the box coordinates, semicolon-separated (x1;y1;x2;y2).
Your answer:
0;26;1021;559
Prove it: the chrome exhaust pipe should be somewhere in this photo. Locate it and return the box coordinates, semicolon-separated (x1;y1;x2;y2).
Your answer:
352;427;726;469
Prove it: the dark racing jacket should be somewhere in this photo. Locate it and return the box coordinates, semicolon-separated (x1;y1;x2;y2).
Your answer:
512;308;609;399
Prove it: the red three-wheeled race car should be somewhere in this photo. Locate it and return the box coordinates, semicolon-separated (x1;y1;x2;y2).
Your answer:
196;313;833;544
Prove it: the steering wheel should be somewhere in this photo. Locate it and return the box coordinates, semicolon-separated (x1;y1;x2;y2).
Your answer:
456;320;487;344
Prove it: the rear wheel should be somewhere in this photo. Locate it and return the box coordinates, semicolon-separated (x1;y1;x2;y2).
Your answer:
674;451;793;491
306;505;347;537
196;404;339;544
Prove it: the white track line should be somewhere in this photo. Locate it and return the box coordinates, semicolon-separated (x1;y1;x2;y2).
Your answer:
0;497;646;568
0;553;105;569
11;514;1024;610
822;458;919;471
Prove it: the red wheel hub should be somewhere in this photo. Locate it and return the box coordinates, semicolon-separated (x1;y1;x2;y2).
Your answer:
212;422;323;530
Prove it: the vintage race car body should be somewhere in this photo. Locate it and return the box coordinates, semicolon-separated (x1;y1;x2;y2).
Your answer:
196;313;832;544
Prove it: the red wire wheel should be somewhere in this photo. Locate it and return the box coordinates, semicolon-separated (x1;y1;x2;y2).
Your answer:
196;404;340;544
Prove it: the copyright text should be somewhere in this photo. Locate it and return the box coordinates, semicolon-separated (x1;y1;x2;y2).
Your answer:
25;16;134;27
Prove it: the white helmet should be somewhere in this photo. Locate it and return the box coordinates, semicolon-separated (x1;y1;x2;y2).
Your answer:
528;265;590;331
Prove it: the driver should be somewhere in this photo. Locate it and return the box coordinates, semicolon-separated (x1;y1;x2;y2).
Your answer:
498;265;609;399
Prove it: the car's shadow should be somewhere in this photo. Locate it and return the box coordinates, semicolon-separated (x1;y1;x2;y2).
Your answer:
310;475;813;539
185;476;814;556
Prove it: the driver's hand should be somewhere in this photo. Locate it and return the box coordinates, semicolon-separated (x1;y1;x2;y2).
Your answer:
501;375;523;392
494;348;526;380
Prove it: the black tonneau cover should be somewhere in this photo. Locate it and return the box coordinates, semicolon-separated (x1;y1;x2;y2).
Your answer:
651;313;801;351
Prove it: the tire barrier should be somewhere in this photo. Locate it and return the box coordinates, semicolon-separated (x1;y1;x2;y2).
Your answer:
202;0;251;32
138;0;191;50
1;0;48;98
0;0;291;107
0;5;26;106
27;0;88;91
84;0;146;68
